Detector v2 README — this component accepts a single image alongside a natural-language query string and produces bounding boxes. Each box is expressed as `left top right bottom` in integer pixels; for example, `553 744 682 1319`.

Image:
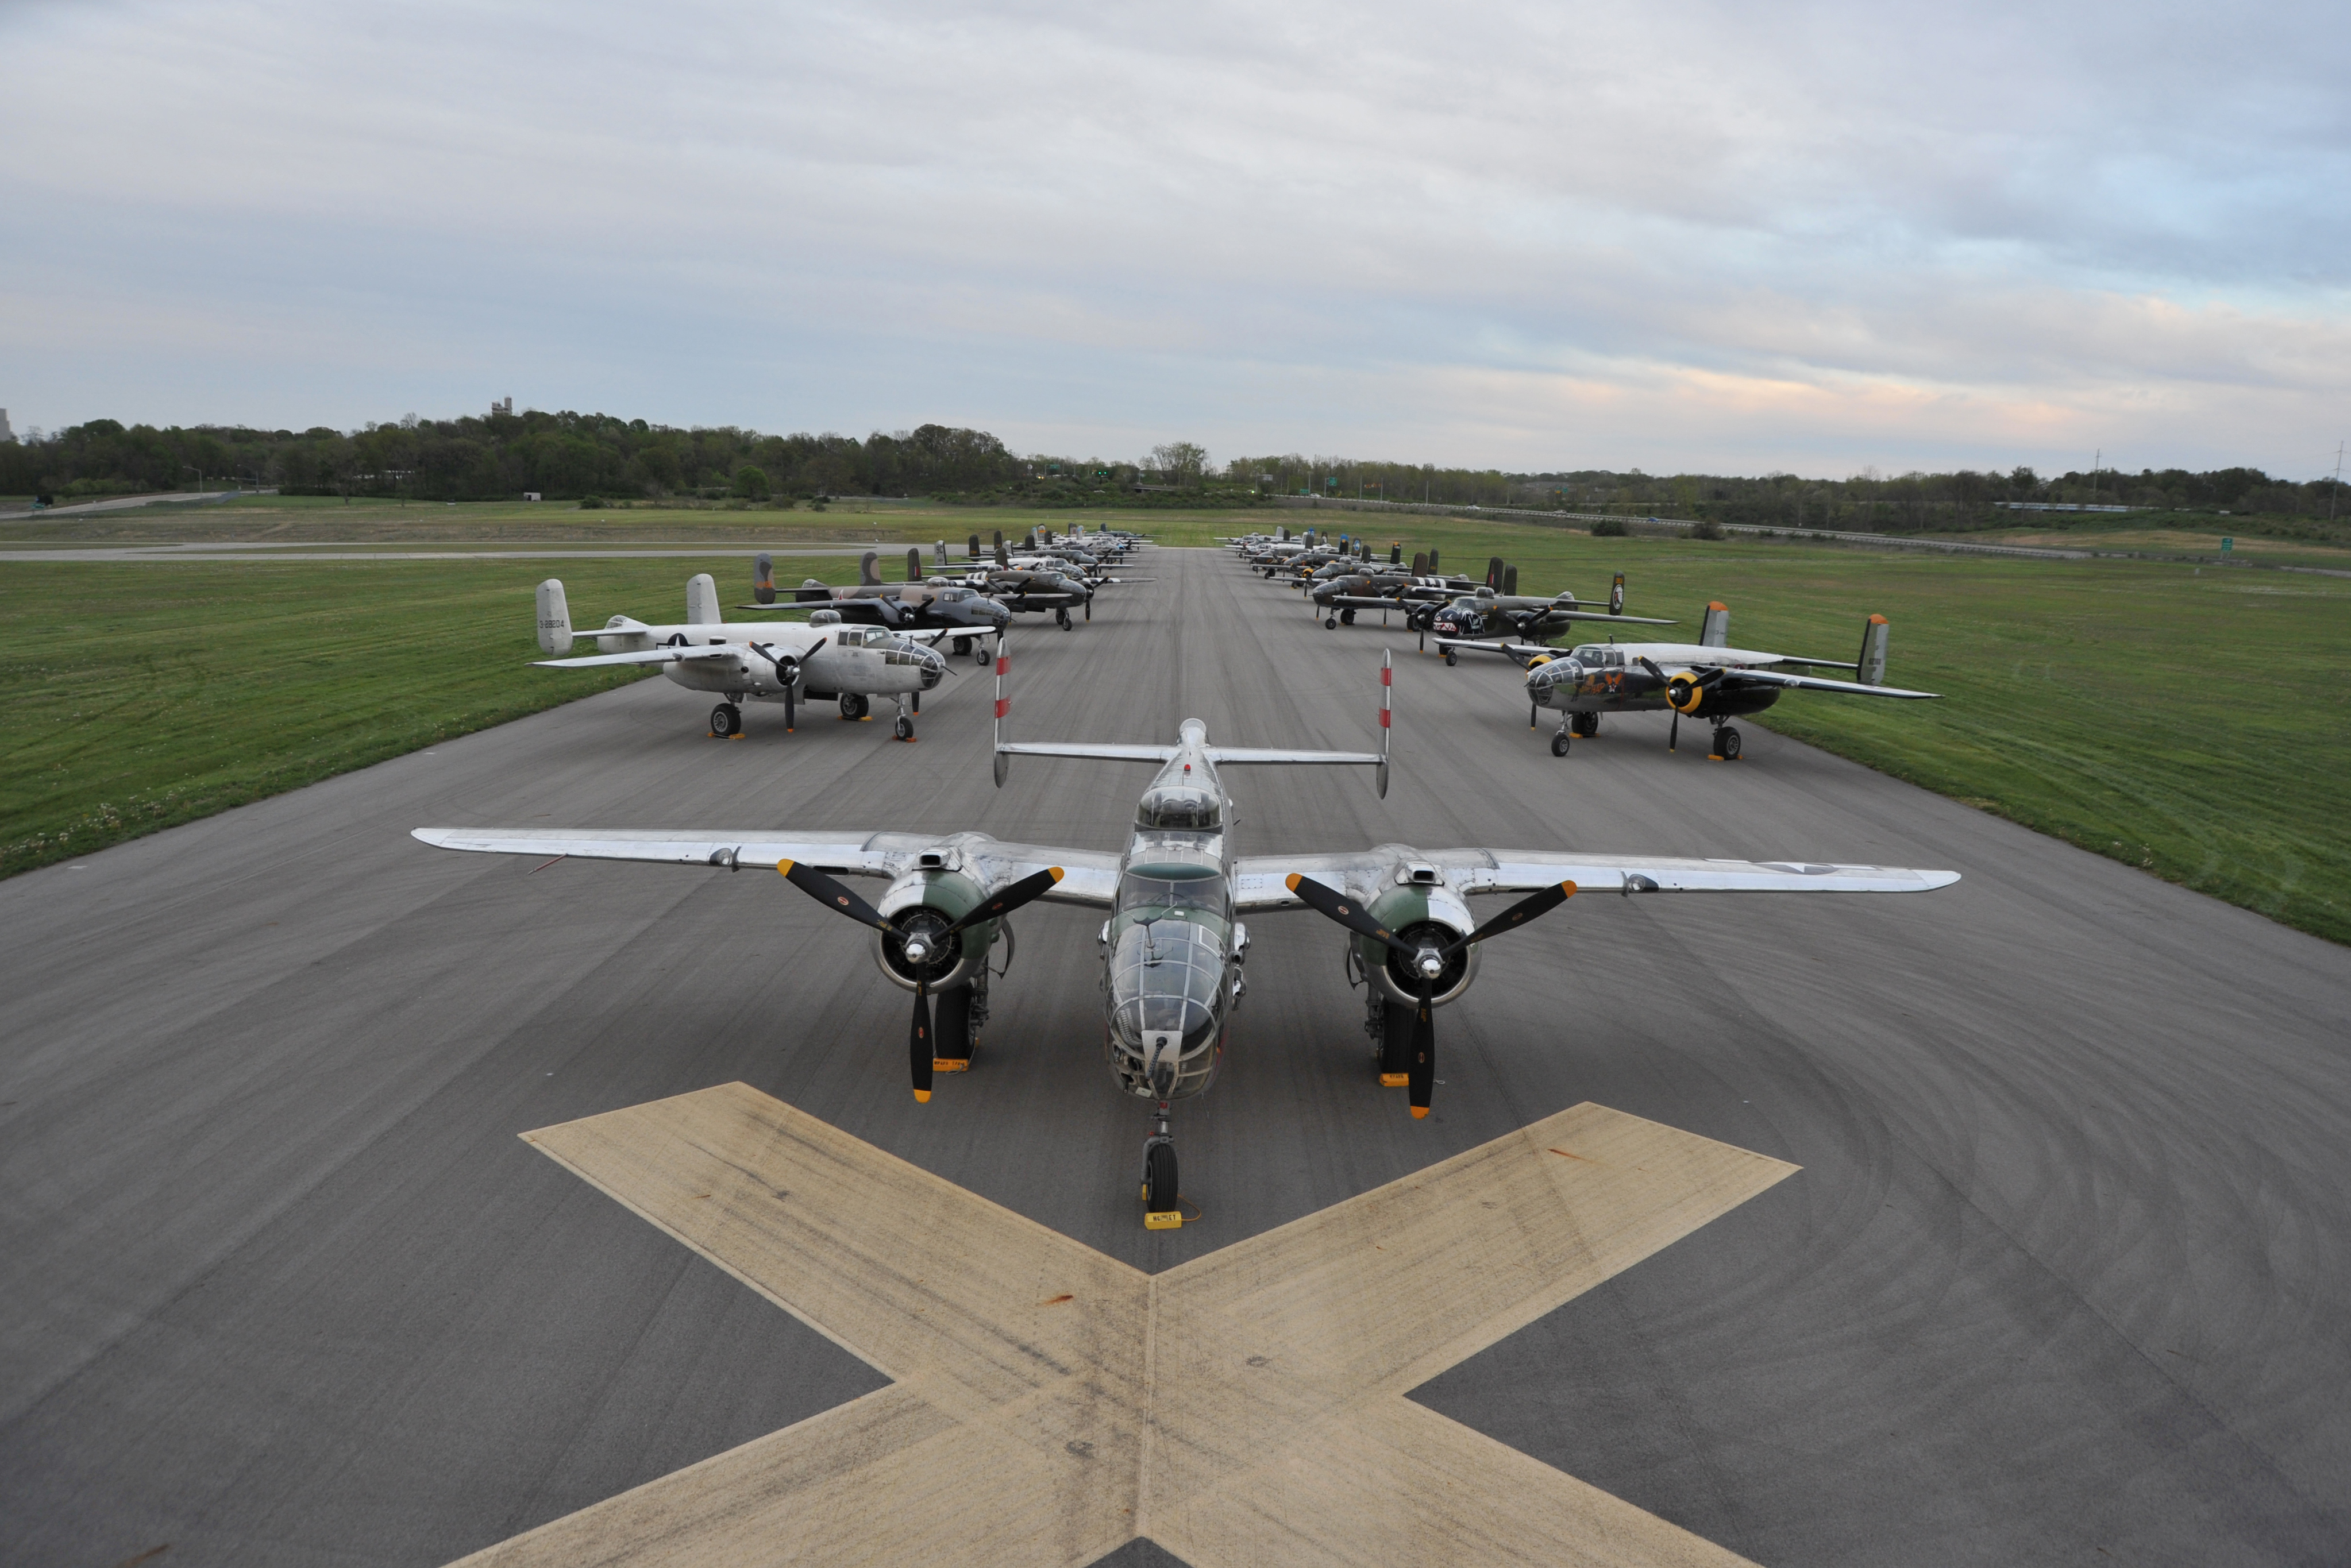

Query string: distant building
490 396 514 418
0 408 14 443
523 492 542 501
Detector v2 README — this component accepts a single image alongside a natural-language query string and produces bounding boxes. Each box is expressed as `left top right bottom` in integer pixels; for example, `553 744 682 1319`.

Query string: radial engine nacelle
1352 880 1482 1007
869 866 996 993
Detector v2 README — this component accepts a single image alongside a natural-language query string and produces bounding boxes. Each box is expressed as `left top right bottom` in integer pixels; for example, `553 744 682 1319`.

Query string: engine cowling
1354 883 1481 1007
870 867 992 993
1661 669 1708 713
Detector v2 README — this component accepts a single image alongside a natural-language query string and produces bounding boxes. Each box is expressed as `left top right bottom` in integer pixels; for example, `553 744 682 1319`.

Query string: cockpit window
1135 786 1221 832
1119 864 1227 912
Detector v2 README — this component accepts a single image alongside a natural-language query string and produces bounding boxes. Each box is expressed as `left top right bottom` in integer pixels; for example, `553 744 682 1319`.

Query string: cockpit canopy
1135 784 1221 832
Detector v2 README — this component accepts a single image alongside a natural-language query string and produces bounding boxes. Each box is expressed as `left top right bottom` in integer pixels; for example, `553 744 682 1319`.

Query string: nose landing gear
1142 1096 1182 1228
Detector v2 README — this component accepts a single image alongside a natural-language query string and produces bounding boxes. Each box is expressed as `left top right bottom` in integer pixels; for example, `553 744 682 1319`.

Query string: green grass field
0 551 868 876
3 499 2346 945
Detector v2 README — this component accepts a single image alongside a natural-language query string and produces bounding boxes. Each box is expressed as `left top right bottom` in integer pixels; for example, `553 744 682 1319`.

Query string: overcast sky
3 0 2345 476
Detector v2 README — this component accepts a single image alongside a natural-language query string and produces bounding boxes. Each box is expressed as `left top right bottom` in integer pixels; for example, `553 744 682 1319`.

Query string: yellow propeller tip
1284 872 1303 891
777 859 795 874
1048 866 1065 882
912 1090 931 1104
1410 1106 1429 1119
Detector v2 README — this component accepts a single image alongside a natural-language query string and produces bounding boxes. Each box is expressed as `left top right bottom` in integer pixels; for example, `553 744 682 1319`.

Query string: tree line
3 410 2341 528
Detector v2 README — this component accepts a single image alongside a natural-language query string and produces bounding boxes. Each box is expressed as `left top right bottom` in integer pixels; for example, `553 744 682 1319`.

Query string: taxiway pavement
3 549 2346 1566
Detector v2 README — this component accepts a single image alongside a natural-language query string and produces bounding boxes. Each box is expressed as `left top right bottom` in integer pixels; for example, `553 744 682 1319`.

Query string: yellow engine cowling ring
1664 670 1707 713
871 868 990 993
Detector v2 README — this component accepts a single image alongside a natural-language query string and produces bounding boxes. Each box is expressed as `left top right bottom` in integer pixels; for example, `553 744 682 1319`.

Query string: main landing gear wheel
839 692 869 721
1143 1140 1178 1217
1714 725 1741 760
1340 607 1356 625
893 712 914 741
710 702 741 738
1056 607 1072 629
1550 731 1571 757
1573 712 1599 739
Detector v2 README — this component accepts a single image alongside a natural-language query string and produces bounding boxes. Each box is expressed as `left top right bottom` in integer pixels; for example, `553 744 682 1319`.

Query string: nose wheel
1550 729 1571 757
893 710 915 741
1141 1104 1182 1228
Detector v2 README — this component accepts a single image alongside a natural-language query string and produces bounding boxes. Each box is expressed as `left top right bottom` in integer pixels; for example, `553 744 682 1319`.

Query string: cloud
2 0 2345 473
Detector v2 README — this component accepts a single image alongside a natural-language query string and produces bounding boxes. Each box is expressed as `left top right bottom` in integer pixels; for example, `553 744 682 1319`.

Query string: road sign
2221 537 2234 553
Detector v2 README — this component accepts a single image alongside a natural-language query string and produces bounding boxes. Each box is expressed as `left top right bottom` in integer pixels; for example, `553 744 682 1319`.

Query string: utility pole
2091 449 2101 504
2331 441 2344 526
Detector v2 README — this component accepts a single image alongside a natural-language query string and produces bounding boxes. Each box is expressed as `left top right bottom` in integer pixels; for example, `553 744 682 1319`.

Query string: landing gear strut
710 702 742 738
892 701 915 741
1142 1102 1181 1226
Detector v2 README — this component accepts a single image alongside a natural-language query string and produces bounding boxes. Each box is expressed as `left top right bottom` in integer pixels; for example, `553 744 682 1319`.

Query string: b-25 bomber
746 550 1010 664
536 571 949 741
1448 600 1941 759
417 638 1958 1227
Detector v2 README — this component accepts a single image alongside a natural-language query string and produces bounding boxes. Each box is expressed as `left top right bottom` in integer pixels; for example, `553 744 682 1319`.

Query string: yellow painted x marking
454 1083 1795 1566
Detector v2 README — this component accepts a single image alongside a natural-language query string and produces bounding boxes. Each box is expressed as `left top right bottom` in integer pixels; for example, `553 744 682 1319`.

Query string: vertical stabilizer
1502 564 1519 596
752 552 776 605
935 540 949 569
686 573 722 625
858 551 883 586
969 533 981 561
1428 547 1440 573
1609 573 1626 615
535 579 573 652
905 547 922 584
1857 615 1890 685
1701 601 1730 647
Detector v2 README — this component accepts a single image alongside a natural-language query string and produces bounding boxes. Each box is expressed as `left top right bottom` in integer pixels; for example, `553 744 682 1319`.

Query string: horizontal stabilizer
995 741 1180 763
1206 747 1385 766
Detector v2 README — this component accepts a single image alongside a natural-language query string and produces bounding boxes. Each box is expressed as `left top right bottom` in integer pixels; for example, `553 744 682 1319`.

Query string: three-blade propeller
1285 872 1575 1119
779 860 1064 1101
751 636 825 731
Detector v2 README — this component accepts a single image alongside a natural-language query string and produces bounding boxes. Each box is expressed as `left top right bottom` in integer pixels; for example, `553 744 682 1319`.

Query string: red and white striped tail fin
1377 649 1392 798
990 629 1012 787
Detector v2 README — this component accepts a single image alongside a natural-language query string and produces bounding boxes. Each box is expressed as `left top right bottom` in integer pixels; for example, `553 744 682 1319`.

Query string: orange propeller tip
912 1090 931 1104
1561 880 1578 895
1047 866 1065 882
777 859 795 874
1284 872 1303 890
1409 1106 1430 1119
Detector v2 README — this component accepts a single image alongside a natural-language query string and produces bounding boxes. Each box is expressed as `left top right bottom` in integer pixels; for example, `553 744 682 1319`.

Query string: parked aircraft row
423 526 1957 1227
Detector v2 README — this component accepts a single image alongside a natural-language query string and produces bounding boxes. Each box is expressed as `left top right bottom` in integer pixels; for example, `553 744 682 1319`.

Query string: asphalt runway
4 548 2346 1566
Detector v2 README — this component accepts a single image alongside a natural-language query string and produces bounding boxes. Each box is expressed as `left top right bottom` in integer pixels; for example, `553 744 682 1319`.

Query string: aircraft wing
1431 637 1552 666
1324 594 1414 610
1719 669 1941 699
1541 609 1678 626
534 645 745 669
411 828 1122 906
1231 848 1956 909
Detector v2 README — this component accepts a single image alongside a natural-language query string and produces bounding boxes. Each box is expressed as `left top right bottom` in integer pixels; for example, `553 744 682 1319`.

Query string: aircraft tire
840 693 869 720
976 642 991 665
710 703 740 738
1056 608 1071 629
1718 727 1742 760
893 713 914 741
1324 616 1338 630
1340 608 1355 625
1574 712 1599 738
1550 732 1571 758
1144 1141 1178 1214
1443 647 1457 666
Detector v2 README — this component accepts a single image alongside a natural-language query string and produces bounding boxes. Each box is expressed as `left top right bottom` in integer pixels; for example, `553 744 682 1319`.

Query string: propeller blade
909 979 934 1102
778 859 892 930
1442 882 1575 960
1407 976 1435 1118
942 866 1064 934
1669 711 1679 752
1285 874 1412 953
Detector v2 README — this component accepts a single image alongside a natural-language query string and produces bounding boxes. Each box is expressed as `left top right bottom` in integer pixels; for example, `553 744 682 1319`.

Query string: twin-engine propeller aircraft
1417 573 1678 651
534 573 948 741
751 550 1011 663
1447 601 1942 759
418 639 1959 1227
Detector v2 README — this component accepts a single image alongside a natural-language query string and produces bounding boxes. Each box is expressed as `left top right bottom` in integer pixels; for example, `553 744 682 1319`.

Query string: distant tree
1151 441 1209 487
734 464 771 499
